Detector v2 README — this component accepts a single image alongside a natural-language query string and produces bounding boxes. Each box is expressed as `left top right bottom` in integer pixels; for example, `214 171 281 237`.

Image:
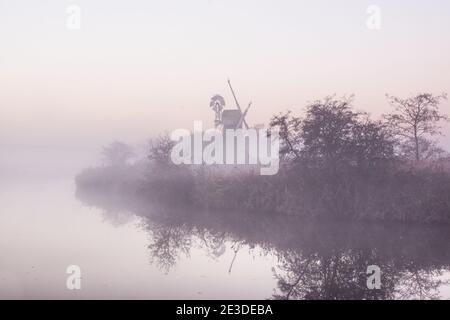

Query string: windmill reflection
76 187 450 299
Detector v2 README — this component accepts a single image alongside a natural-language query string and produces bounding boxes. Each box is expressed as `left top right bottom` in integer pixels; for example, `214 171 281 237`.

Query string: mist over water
1 145 449 299
0 146 277 299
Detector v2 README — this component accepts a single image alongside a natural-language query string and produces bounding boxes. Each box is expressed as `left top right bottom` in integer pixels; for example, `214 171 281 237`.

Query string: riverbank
75 159 450 224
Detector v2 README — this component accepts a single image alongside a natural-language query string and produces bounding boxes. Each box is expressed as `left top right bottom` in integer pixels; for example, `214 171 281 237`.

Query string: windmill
209 79 251 130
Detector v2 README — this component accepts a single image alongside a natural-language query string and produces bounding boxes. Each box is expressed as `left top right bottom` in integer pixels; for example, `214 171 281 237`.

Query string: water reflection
76 187 450 300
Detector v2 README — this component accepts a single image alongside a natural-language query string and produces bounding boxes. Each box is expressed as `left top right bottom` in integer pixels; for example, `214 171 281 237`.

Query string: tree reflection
271 224 450 300
272 250 449 299
76 188 450 299
146 223 192 273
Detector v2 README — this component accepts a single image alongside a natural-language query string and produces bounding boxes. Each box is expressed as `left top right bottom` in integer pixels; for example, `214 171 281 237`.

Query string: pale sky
1 0 449 148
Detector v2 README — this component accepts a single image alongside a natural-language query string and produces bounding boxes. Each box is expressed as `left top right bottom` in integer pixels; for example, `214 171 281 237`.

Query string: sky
1 0 450 149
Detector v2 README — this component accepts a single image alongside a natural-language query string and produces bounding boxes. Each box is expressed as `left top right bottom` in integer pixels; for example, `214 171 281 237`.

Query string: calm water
1 147 449 299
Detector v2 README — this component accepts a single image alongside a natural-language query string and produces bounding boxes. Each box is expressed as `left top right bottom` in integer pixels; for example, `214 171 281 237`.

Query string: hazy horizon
1 0 450 149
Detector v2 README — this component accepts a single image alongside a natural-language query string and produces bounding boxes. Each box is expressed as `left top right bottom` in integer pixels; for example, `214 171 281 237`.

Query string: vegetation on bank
76 93 450 223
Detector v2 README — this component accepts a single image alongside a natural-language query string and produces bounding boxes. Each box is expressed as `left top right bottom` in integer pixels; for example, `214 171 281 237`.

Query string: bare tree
148 133 175 165
384 93 448 161
269 111 302 160
399 137 447 161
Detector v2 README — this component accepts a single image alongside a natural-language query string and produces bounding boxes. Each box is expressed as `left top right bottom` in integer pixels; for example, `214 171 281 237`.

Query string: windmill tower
209 79 251 131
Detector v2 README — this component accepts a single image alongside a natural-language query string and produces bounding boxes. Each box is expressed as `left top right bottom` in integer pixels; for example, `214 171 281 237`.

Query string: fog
1 0 450 300
2 0 450 149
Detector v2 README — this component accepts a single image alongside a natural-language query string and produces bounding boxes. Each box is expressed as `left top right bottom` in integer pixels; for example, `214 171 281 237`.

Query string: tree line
78 92 450 223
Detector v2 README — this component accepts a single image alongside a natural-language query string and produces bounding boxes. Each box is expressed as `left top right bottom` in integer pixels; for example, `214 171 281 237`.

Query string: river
1 146 449 299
